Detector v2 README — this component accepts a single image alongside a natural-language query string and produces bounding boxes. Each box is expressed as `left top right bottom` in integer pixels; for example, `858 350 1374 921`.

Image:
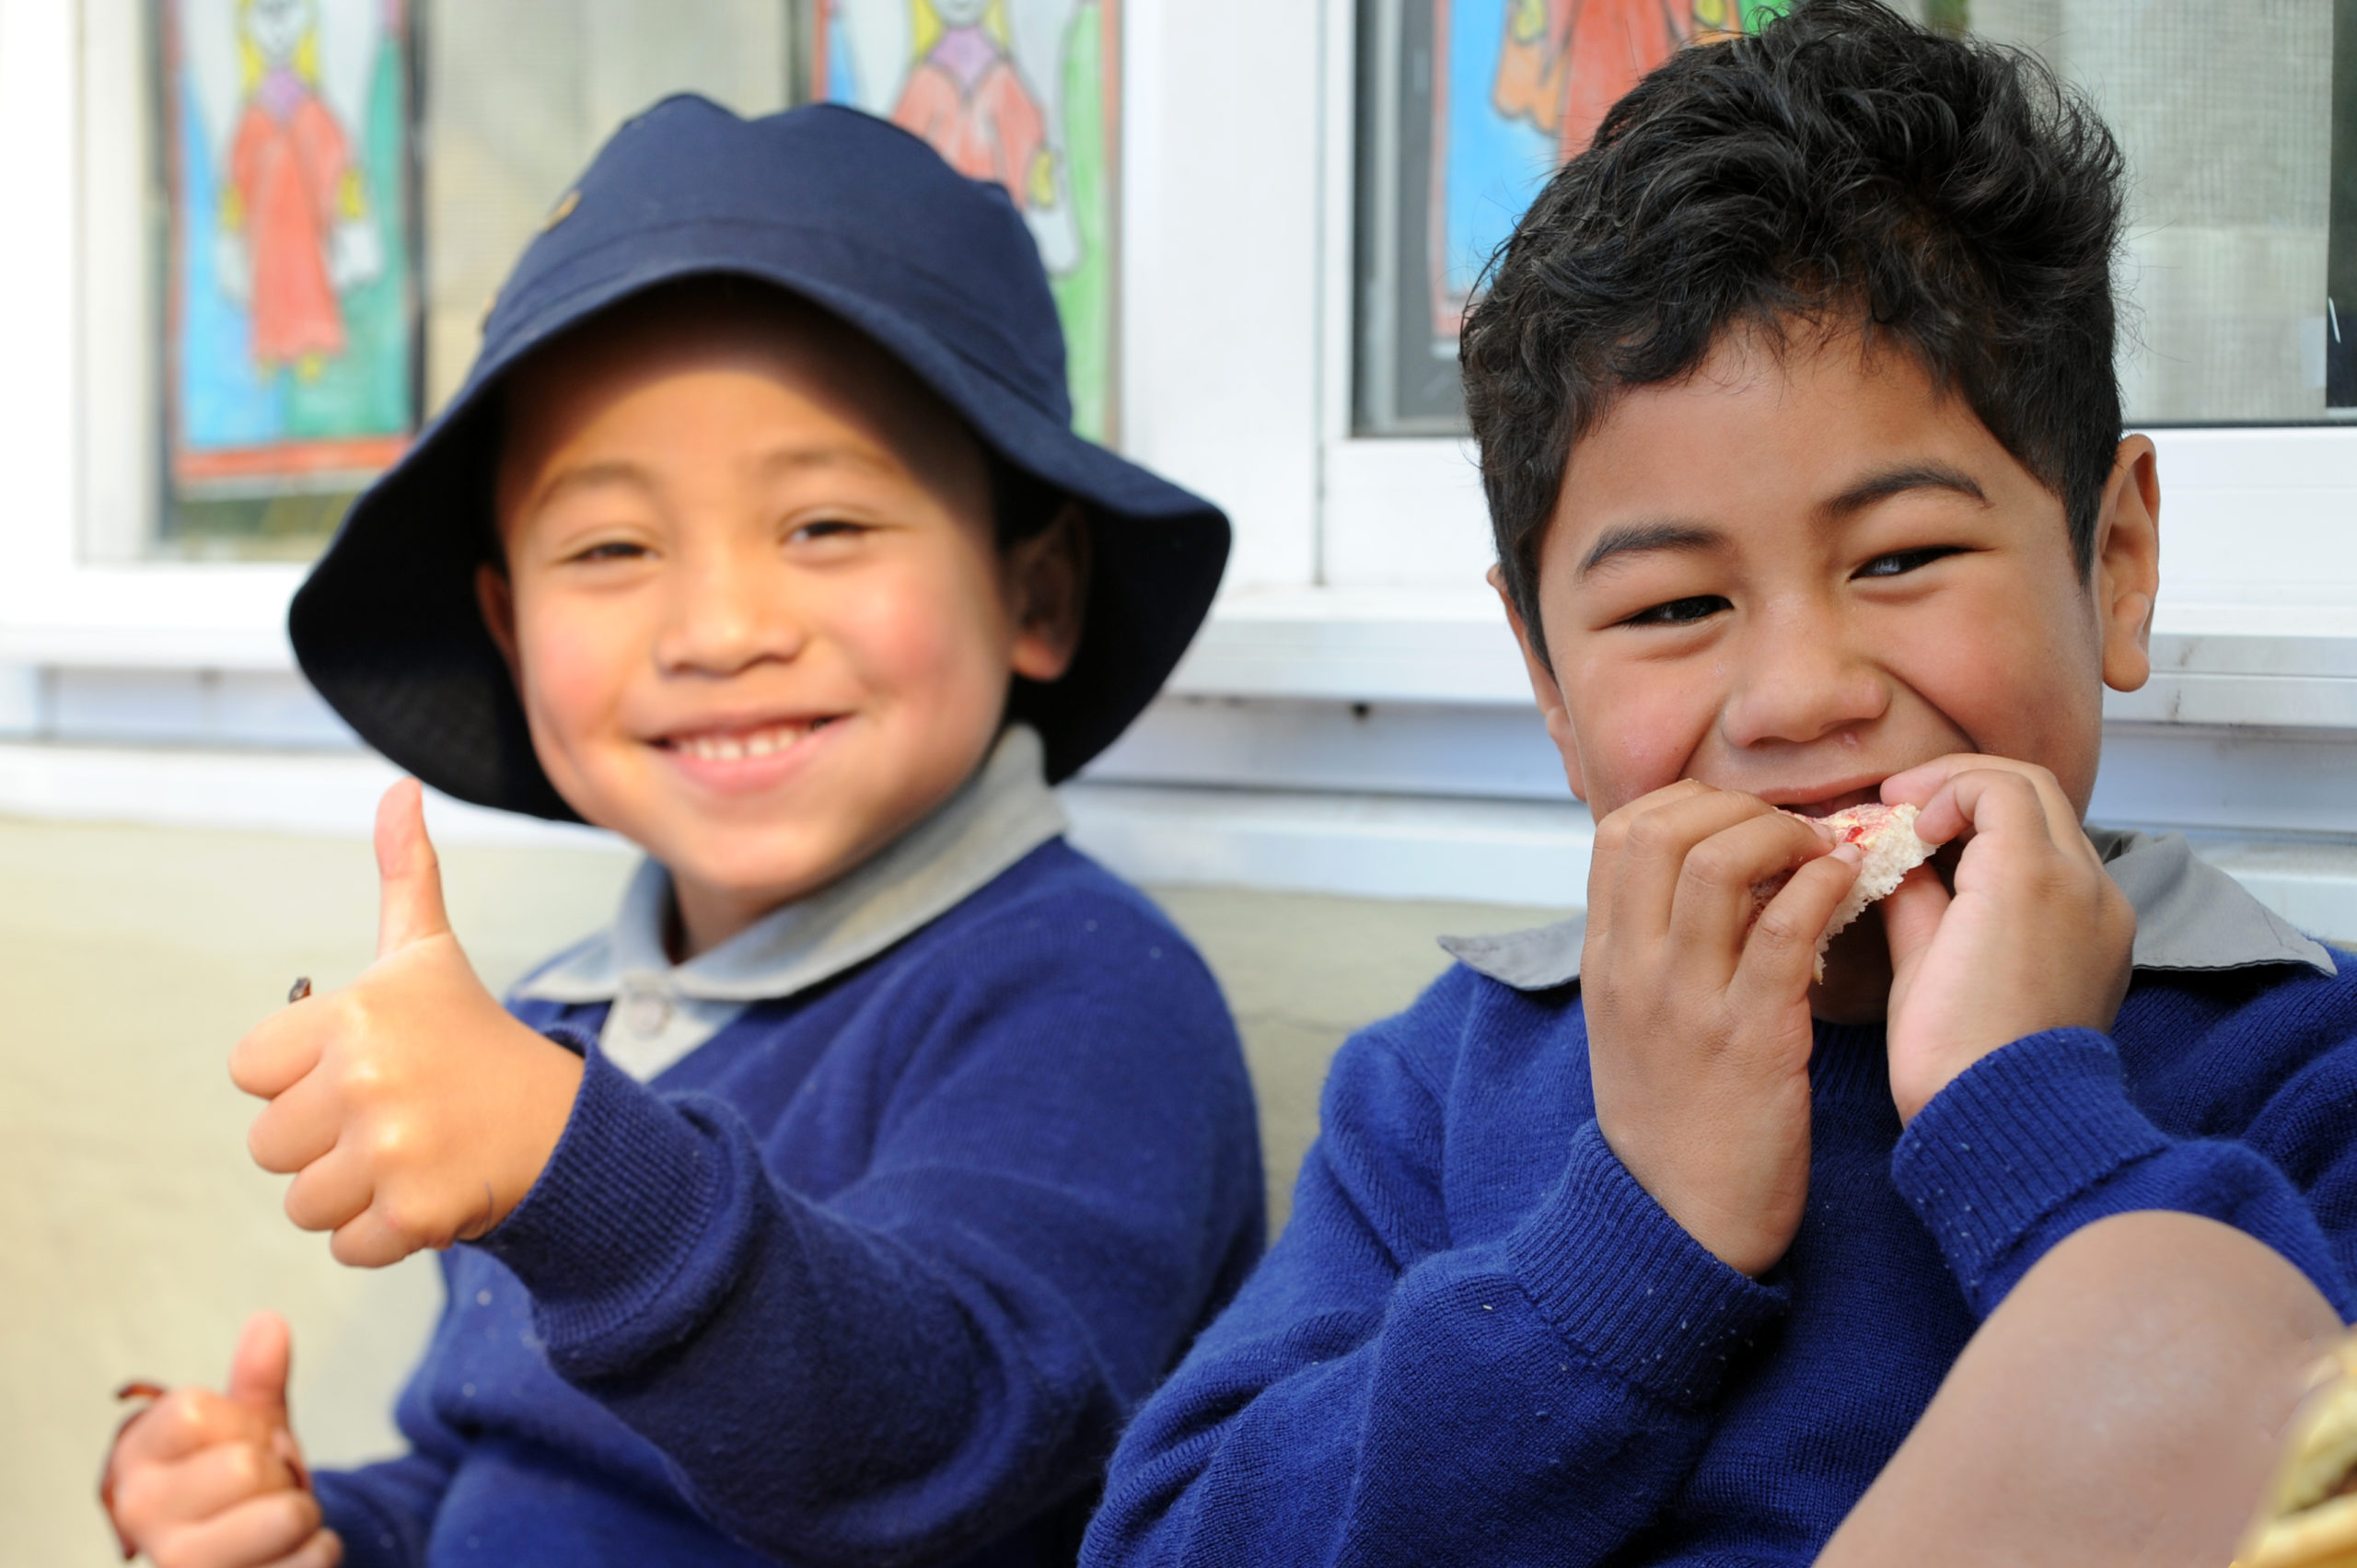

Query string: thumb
1878 864 1951 978
225 1309 292 1424
376 778 451 958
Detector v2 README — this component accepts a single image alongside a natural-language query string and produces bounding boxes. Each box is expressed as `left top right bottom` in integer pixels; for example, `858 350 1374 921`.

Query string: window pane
1354 0 2351 435
1972 0 2337 423
157 0 423 559
148 0 794 562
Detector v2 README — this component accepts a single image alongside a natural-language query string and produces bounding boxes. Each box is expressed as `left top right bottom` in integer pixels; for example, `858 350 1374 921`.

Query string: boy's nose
655 547 808 676
1718 600 1889 750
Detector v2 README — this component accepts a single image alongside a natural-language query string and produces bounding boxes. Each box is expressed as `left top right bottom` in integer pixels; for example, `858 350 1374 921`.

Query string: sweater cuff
475 1041 726 1355
1891 1028 2170 1307
1506 1120 1789 1408
314 1480 414 1568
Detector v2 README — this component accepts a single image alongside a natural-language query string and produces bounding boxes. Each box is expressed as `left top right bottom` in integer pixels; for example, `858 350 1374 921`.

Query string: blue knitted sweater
1085 952 2357 1566
314 841 1265 1568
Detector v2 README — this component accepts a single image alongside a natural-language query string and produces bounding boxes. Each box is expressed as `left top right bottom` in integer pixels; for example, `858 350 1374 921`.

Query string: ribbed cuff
1506 1120 1789 1408
1891 1028 2170 1306
476 1042 724 1358
313 1480 415 1568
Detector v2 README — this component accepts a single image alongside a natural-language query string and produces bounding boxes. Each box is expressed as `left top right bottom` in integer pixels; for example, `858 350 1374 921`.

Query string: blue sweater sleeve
1084 995 1788 1568
472 908 1260 1568
313 1454 453 1568
1892 1027 2357 1319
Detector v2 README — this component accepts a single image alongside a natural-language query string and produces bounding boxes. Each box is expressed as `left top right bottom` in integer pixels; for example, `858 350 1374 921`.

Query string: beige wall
0 813 1555 1566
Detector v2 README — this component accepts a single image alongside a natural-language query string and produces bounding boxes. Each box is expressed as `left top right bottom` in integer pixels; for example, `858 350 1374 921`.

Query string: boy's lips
652 714 846 793
1770 784 1886 819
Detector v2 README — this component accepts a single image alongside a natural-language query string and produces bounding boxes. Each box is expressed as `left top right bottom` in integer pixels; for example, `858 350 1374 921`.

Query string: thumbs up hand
101 1311 341 1567
231 780 586 1269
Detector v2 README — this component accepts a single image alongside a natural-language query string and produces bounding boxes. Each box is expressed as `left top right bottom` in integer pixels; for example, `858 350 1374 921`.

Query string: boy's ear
2094 435 2161 695
1006 502 1091 683
1490 564 1587 802
474 563 525 689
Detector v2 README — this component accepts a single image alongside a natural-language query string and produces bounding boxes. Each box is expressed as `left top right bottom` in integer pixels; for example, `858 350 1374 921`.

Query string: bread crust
1751 803 1937 981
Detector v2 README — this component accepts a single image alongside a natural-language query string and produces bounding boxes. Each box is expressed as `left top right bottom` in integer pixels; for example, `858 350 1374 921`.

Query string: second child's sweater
1086 834 2357 1567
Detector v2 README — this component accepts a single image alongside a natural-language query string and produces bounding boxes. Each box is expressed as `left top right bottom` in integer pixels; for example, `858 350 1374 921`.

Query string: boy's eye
567 540 649 564
1622 594 1731 627
789 518 869 545
1854 545 1968 579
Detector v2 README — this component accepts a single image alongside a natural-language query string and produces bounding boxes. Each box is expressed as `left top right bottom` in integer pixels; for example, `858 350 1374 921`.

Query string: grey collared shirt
514 725 1069 1080
1438 825 2340 993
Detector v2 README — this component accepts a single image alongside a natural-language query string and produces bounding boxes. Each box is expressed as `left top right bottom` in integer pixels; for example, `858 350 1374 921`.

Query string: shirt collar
1440 825 2340 994
514 724 1068 1078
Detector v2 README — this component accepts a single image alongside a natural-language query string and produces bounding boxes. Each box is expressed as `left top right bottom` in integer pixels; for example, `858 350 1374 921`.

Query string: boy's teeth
680 722 818 761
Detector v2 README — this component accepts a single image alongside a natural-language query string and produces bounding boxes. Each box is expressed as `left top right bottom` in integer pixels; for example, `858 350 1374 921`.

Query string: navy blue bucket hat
290 97 1228 818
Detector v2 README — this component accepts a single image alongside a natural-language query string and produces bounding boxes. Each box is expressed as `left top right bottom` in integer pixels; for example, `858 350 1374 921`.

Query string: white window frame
5 0 2352 705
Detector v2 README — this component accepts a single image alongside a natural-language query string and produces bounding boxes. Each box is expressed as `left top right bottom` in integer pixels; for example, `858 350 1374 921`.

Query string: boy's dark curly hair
1460 0 2125 666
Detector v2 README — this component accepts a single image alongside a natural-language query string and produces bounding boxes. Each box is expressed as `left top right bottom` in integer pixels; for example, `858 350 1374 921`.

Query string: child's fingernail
1832 842 1864 865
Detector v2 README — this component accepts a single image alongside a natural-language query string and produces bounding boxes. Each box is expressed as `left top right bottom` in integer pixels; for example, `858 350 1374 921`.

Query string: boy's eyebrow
527 444 894 514
1824 462 1989 516
526 459 657 517
1576 521 1724 578
755 442 896 478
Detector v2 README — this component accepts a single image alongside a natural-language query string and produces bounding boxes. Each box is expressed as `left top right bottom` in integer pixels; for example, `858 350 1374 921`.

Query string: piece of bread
1753 802 1938 981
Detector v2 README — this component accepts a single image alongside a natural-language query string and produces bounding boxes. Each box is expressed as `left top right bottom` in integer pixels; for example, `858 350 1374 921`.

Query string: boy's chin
1808 911 1897 1025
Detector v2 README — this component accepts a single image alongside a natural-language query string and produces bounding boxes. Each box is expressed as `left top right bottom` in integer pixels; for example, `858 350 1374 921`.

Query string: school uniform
1084 831 2357 1567
315 729 1265 1567
272 99 1259 1567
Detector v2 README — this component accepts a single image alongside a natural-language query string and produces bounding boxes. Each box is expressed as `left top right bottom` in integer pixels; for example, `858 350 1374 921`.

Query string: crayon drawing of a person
215 0 380 378
1492 0 1747 161
889 0 1057 213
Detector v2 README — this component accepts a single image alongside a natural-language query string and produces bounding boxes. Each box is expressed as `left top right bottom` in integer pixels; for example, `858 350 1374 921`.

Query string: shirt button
621 985 671 1037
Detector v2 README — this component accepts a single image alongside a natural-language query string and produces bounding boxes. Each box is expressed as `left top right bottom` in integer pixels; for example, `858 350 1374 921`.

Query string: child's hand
1877 755 2134 1123
229 780 586 1268
1581 780 1864 1277
101 1311 341 1567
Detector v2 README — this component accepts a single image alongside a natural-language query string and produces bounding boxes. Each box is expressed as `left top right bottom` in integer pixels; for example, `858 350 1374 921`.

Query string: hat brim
290 253 1228 819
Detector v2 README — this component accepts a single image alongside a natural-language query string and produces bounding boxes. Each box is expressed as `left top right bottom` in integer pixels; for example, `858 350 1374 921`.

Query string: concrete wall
0 813 1555 1566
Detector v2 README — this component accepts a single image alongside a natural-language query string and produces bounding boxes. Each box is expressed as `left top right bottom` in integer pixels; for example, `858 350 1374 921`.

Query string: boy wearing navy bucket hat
101 99 1264 1568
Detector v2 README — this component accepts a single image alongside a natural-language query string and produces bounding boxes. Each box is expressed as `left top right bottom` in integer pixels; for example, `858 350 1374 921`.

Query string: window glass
1355 0 2353 435
137 0 1118 560
146 0 795 561
158 0 422 559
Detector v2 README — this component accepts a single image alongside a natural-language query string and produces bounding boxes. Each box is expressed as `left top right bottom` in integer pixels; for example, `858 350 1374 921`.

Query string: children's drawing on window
166 0 417 493
818 0 1120 441
1435 0 1785 331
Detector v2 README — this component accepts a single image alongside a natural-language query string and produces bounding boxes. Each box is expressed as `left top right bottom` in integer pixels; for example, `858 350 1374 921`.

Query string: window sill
1173 587 2357 732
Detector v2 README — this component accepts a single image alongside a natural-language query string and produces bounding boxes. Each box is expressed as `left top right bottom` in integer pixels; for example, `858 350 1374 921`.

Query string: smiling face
1504 324 2160 994
244 0 312 63
483 288 1085 957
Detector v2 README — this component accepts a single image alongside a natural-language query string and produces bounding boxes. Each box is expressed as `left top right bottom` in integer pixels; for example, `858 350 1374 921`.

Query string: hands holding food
229 780 585 1269
1583 755 2134 1273
100 1312 339 1568
1875 754 2135 1123
1580 780 1865 1277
